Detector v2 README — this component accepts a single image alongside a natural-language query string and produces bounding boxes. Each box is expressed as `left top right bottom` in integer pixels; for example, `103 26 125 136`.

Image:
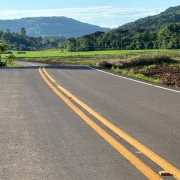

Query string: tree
66 37 76 52
0 43 9 53
20 27 27 36
115 29 129 49
0 43 9 64
0 29 3 37
5 28 10 34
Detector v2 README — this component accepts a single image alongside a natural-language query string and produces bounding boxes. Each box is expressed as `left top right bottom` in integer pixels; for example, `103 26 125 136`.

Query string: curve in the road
39 66 180 179
85 66 180 94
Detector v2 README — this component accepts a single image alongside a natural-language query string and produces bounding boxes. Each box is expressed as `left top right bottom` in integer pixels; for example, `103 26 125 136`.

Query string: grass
1 49 180 59
139 65 156 72
106 54 179 85
119 54 177 68
1 49 178 67
6 63 22 67
111 66 162 84
1 59 22 68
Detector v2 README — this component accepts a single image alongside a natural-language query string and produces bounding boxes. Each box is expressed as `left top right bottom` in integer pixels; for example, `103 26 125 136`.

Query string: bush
96 60 113 68
5 51 13 54
121 55 177 68
17 51 26 54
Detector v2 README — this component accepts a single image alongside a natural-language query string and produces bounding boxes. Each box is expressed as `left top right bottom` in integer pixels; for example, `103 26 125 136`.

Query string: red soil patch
131 64 180 87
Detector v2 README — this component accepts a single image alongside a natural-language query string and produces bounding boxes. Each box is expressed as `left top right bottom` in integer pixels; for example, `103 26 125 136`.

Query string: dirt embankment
132 64 180 87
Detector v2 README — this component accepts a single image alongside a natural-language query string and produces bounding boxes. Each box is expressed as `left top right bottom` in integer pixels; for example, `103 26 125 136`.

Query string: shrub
17 51 26 54
5 51 13 54
120 55 177 68
4 59 14 66
96 60 112 68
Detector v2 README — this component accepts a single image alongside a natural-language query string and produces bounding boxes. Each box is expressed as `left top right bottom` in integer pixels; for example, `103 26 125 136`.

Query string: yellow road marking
42 67 180 179
43 69 56 82
39 67 162 180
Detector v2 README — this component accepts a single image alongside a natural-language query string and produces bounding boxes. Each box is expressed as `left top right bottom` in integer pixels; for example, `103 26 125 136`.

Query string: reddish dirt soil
131 63 180 87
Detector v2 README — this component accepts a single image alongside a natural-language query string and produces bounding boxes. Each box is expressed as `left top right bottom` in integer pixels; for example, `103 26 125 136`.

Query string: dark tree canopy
66 23 180 51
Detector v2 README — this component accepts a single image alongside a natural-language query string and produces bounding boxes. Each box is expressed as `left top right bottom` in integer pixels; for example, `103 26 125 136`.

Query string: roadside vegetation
0 43 21 67
1 48 179 87
96 54 180 87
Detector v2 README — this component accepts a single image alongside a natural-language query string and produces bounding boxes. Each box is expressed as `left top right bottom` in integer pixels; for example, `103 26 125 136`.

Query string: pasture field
1 49 179 67
1 49 180 59
1 49 179 68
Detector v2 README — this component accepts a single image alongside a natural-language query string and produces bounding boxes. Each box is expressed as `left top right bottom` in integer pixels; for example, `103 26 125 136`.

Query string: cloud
0 6 166 27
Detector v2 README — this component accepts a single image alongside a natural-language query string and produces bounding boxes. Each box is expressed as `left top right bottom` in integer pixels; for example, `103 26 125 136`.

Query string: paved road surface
0 62 180 180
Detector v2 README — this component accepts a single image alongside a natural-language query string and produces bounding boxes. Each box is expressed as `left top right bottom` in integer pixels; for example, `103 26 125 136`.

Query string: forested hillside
66 5 180 51
0 17 109 37
116 5 180 31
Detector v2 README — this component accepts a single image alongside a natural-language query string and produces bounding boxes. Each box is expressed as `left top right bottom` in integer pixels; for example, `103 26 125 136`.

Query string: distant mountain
0 16 109 37
114 5 180 32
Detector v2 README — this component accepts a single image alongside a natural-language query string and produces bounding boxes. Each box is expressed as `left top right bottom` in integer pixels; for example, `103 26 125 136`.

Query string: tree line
66 23 180 51
0 28 66 50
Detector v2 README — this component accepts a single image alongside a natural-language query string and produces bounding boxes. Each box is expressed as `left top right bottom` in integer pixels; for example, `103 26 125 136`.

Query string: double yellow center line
39 67 180 180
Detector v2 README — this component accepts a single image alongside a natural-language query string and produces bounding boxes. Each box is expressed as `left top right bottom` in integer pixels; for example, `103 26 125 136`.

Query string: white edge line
85 65 180 94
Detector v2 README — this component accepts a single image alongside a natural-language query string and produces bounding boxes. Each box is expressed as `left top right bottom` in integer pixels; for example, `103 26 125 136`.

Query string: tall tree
20 27 27 36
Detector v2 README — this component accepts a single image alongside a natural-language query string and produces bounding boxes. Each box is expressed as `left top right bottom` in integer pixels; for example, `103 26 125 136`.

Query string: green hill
65 5 180 52
115 5 180 32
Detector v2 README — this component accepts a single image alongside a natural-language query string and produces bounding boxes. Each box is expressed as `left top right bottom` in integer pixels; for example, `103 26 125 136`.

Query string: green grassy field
1 49 180 67
1 49 180 59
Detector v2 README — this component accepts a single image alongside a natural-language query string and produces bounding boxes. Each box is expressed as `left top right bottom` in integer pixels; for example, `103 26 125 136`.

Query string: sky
0 0 180 28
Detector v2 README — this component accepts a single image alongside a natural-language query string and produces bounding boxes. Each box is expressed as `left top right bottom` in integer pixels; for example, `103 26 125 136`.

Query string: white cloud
0 6 166 27
109 24 119 29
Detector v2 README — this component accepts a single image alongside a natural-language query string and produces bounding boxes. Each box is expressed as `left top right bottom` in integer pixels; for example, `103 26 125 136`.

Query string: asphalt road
0 62 180 180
